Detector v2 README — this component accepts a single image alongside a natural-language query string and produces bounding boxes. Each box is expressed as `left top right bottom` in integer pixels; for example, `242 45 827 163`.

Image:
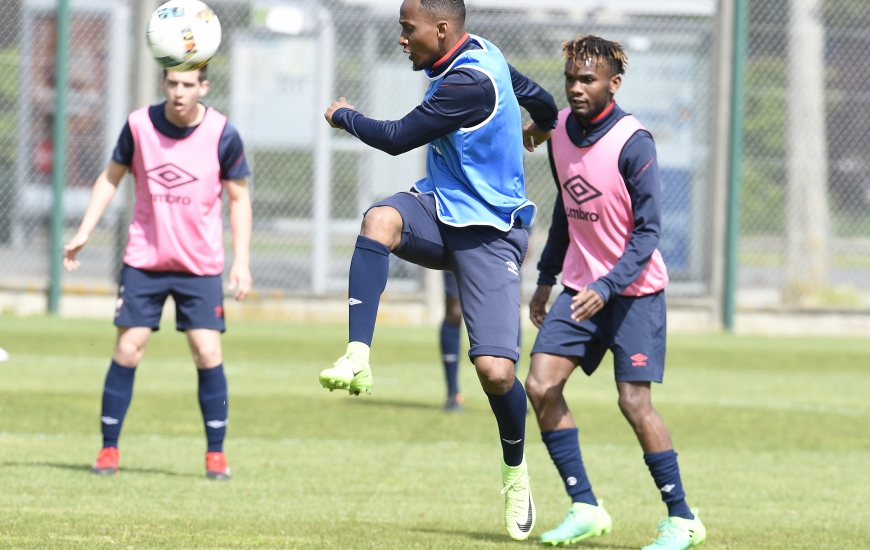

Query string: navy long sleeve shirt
331 35 558 156
536 102 663 303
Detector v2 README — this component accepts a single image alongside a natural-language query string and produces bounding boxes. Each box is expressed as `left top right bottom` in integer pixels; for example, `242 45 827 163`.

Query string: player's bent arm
225 177 252 301
63 161 128 272
587 133 662 303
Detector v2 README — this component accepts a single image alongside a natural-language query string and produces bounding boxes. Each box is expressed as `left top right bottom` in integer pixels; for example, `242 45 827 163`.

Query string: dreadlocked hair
562 35 628 76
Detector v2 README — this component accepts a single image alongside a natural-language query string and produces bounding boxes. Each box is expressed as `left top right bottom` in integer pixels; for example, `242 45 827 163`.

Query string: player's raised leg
320 205 402 395
186 328 231 480
93 326 152 475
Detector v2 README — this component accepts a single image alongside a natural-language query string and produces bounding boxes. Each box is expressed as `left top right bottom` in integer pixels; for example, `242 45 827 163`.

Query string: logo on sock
206 419 228 429
630 353 648 367
348 298 362 306
101 416 119 425
566 476 577 486
506 261 519 276
502 438 523 444
443 353 458 362
659 484 676 493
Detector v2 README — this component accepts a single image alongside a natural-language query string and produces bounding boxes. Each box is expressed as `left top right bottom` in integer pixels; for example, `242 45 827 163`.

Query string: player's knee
444 298 462 325
114 341 144 366
361 206 402 247
617 389 651 421
193 343 222 369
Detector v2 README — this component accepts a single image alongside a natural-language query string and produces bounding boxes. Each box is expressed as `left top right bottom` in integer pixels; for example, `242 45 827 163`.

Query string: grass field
0 316 868 549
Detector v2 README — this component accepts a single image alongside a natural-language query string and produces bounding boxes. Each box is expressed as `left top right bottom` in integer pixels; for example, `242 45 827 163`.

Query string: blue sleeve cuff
587 280 612 303
332 108 354 130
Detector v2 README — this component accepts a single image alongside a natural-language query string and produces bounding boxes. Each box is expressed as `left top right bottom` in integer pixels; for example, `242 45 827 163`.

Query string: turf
0 316 867 549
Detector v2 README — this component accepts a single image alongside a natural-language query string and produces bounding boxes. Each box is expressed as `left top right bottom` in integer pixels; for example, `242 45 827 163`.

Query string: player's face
564 58 621 123
162 70 209 119
398 0 444 71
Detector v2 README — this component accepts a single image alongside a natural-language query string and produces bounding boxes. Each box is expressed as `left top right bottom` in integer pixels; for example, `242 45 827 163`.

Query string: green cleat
501 456 536 541
642 509 706 550
319 342 373 395
540 500 612 546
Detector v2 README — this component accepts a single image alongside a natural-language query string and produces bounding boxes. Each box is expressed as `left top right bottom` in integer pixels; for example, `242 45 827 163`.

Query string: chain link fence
0 0 724 306
740 0 870 309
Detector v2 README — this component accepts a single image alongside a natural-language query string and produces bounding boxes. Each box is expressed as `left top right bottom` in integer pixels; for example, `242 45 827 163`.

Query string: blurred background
0 0 867 331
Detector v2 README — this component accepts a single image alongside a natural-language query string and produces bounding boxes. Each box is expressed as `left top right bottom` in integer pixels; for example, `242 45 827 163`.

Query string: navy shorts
531 288 667 383
372 191 528 362
115 265 226 332
443 271 459 299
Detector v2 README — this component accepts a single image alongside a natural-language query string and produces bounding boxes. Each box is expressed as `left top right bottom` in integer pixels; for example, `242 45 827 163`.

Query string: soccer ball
146 0 222 72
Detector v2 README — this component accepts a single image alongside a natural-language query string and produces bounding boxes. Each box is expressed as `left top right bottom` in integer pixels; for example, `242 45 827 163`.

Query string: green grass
0 317 868 548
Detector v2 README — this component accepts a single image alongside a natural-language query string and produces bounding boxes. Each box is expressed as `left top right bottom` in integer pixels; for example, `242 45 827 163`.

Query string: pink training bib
124 106 227 276
550 108 668 296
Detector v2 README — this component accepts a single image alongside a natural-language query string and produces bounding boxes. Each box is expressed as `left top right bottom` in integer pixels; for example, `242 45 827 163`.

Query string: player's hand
324 97 355 129
522 121 552 152
62 232 89 272
570 286 605 322
529 284 552 329
228 262 252 301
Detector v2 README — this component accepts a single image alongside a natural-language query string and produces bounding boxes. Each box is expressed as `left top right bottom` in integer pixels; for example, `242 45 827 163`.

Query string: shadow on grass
1 462 200 478
413 528 635 548
345 399 443 411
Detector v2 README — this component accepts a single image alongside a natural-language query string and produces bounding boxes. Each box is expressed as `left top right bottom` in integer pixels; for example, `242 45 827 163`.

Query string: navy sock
100 360 136 449
348 236 391 346
198 365 229 453
486 378 527 467
440 320 461 397
644 449 693 519
541 428 597 505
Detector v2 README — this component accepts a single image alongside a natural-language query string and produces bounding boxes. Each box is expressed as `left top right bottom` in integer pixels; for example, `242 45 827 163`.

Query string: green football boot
319 342 373 395
540 500 612 546
501 456 536 541
641 509 706 550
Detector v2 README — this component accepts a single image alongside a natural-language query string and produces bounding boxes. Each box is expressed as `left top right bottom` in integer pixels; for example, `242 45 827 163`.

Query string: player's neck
164 102 205 129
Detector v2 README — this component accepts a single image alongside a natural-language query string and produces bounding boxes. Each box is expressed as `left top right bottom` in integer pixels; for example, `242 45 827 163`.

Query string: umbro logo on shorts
630 353 648 367
100 416 119 425
348 298 362 306
506 261 519 276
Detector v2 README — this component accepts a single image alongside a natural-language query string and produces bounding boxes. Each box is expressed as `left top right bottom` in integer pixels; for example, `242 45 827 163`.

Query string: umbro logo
502 438 523 445
100 416 119 425
506 261 519 276
563 174 602 205
146 163 198 189
443 353 458 362
206 419 228 429
566 476 577 486
348 298 362 306
660 484 676 493
631 353 648 367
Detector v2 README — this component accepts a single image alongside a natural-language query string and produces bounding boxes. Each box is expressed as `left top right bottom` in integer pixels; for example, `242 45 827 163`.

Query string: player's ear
199 79 210 98
436 20 449 39
609 74 622 95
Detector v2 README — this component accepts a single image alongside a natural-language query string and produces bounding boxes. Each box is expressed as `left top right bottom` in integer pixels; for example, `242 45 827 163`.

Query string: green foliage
0 317 868 548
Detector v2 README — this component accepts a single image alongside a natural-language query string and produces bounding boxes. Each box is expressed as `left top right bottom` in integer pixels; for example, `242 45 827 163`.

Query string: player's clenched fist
324 97 355 128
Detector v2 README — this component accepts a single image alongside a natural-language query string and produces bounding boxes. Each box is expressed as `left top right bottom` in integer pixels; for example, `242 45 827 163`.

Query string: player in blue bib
321 0 557 540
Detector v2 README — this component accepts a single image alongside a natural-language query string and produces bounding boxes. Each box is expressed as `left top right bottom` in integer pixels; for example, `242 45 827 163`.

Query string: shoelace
501 474 530 516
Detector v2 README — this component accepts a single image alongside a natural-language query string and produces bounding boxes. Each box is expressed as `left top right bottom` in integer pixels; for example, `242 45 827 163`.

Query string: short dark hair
562 35 628 76
419 0 466 28
162 63 209 83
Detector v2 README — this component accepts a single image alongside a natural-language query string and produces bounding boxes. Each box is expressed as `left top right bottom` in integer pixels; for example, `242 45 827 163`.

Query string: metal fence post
312 7 334 296
724 0 748 331
48 0 71 314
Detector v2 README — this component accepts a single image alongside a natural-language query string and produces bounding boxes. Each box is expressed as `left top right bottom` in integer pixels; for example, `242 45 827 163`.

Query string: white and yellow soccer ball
146 0 222 72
